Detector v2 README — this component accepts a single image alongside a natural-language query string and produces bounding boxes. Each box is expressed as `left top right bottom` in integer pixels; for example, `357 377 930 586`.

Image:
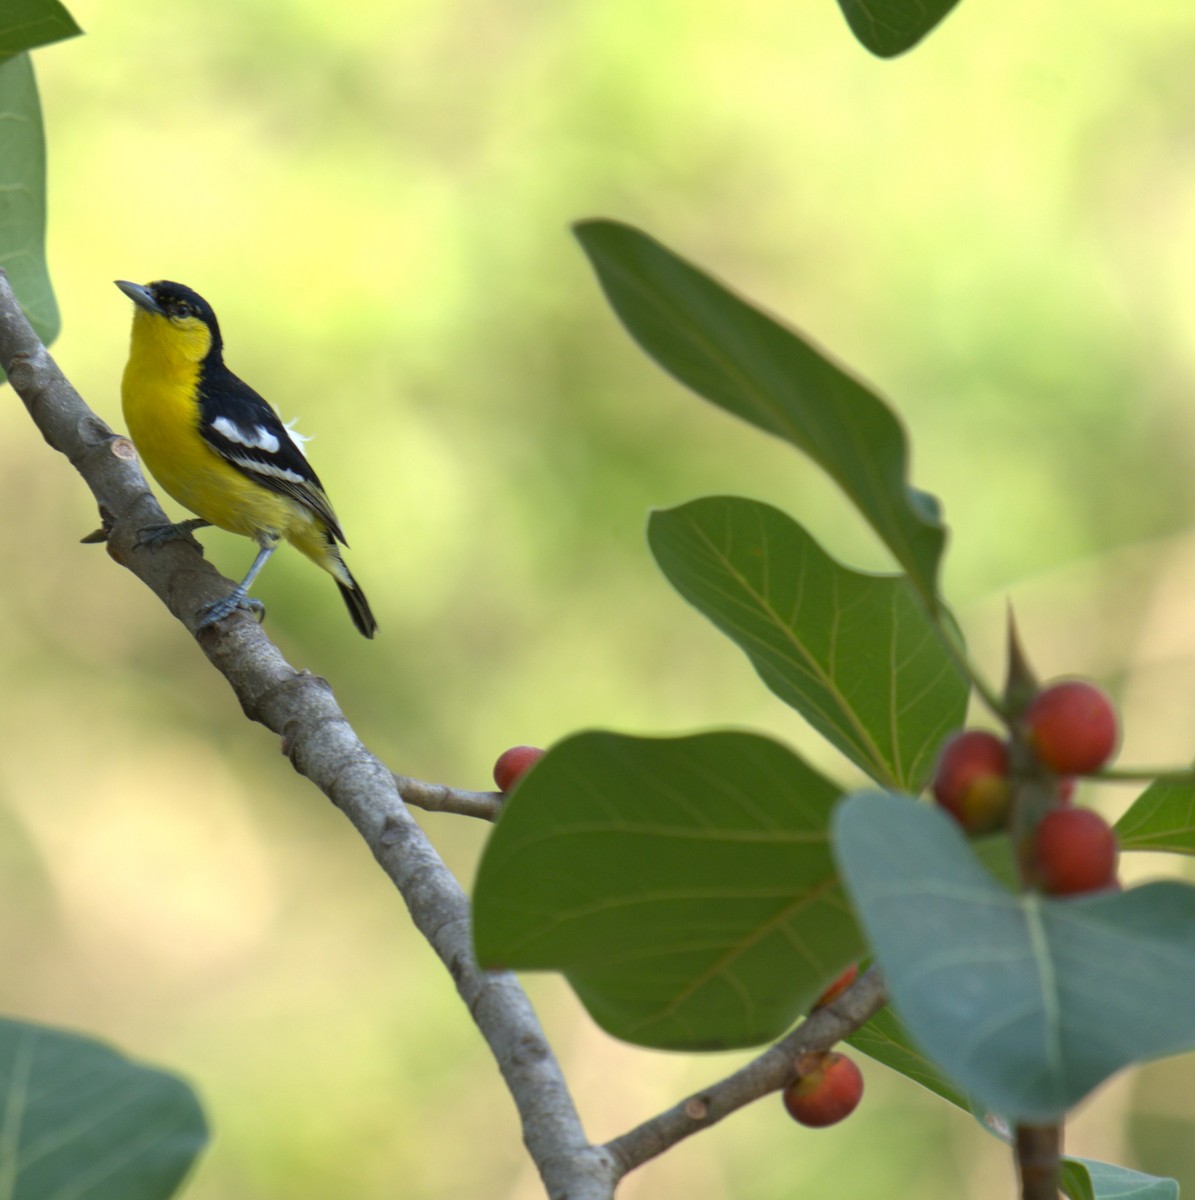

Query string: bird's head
116 279 223 364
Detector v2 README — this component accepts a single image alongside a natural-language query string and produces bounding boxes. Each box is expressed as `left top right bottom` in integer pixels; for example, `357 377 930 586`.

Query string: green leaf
1060 1159 1096 1200
847 1005 971 1110
836 0 963 58
1062 1158 1178 1200
1115 777 1195 855
833 791 1195 1121
574 219 947 607
473 730 865 1050
649 496 966 790
0 0 81 57
0 53 58 351
0 1018 207 1199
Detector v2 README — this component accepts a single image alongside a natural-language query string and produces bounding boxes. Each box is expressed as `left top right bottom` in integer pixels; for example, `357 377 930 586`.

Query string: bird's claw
136 519 209 550
197 593 266 631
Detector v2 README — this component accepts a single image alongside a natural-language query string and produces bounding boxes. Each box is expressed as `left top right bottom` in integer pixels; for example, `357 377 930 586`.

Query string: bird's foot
137 518 211 550
197 589 266 631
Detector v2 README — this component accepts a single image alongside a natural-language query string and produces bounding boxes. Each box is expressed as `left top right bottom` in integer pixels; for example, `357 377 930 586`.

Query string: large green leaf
0 1018 207 1199
473 730 865 1050
649 496 965 790
0 0 81 58
833 792 1195 1120
0 53 58 350
574 220 947 608
1115 777 1195 855
1062 1159 1178 1200
835 0 963 58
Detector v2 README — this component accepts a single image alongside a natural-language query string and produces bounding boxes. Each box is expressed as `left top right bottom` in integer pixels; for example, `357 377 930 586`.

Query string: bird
116 279 377 638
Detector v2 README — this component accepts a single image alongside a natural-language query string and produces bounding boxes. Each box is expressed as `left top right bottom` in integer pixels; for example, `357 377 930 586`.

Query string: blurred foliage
0 0 81 58
835 0 963 58
836 794 1195 1122
3 0 1195 1196
0 54 59 347
0 1017 207 1199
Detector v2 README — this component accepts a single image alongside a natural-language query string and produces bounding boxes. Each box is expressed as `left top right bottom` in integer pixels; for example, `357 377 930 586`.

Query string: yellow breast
120 308 304 541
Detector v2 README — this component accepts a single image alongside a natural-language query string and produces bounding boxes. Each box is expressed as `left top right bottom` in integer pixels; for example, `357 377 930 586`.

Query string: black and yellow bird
116 279 377 637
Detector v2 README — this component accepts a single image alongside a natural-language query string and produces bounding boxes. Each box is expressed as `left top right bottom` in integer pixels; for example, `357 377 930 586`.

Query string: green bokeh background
6 0 1195 1195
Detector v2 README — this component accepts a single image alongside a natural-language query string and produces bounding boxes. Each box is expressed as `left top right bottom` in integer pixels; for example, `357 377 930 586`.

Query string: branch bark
604 967 888 1179
0 271 615 1200
1 271 888 1198
396 774 505 820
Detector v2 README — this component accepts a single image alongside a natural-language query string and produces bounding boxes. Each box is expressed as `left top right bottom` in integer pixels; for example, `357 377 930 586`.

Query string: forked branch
0 271 889 1198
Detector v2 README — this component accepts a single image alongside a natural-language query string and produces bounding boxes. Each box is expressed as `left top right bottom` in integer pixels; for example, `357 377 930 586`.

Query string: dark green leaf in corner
836 0 963 58
0 1017 207 1199
0 0 82 58
473 730 865 1050
649 496 966 790
0 53 58 359
834 791 1195 1121
574 219 947 608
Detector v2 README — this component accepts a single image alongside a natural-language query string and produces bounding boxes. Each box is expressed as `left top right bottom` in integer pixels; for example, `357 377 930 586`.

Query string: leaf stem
1096 766 1195 785
1014 1122 1062 1200
936 608 1004 717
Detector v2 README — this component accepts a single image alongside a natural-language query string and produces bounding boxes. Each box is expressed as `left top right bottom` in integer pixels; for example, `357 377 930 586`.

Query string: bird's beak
115 280 165 315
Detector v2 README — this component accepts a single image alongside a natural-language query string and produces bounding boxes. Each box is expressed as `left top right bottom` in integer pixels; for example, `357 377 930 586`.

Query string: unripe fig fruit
1031 806 1119 896
812 965 859 1011
493 745 545 792
783 1052 864 1128
1024 681 1118 774
931 730 1012 833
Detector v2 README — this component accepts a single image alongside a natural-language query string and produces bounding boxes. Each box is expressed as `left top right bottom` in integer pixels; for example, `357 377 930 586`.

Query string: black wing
197 363 347 544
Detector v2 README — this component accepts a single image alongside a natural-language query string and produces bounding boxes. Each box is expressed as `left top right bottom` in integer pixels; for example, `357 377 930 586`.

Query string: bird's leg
137 517 212 550
197 542 276 630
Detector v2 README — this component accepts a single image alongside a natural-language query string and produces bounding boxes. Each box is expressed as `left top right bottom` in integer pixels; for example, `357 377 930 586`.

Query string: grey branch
396 774 505 820
604 967 888 1178
0 271 616 1200
0 270 889 1198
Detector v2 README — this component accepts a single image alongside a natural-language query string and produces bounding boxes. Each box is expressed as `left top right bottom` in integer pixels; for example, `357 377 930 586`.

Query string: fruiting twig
395 774 504 820
0 270 614 1200
603 967 888 1179
0 270 893 1198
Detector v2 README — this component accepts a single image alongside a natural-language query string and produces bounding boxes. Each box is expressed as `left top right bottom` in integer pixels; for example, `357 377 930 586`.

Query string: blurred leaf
0 53 58 354
0 0 81 57
574 219 947 608
649 496 966 790
847 1005 970 1110
0 1018 207 1199
1062 1158 1178 1200
833 791 1195 1120
1061 1159 1096 1200
836 0 963 58
971 828 1019 890
473 730 865 1049
1115 777 1195 854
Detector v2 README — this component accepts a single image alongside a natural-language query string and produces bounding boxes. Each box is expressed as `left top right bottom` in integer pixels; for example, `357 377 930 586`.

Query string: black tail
338 575 378 638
